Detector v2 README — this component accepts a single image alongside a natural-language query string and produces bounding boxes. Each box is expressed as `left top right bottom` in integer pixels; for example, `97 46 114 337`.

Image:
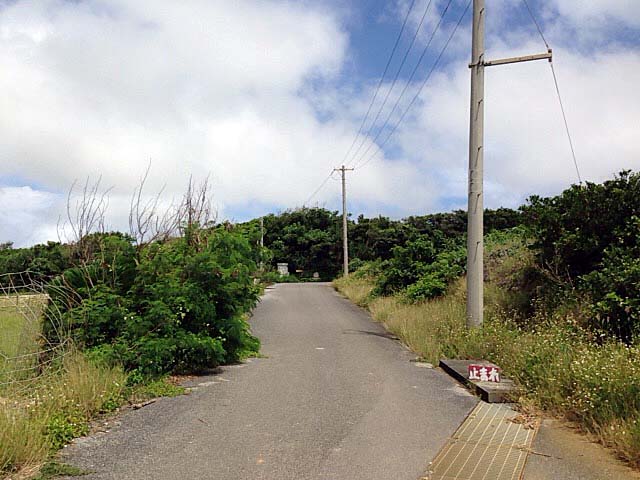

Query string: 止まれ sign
468 364 501 383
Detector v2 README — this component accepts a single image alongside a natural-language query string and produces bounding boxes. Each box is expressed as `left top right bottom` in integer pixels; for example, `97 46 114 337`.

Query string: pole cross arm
469 49 552 68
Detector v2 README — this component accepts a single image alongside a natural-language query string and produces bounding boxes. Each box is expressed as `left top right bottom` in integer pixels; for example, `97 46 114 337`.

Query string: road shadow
342 329 399 341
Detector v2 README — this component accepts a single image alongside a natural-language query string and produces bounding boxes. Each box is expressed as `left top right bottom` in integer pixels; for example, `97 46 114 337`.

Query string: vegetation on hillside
44 227 260 376
239 206 520 280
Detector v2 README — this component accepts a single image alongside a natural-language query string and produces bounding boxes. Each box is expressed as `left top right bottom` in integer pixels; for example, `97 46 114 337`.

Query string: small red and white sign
468 364 501 383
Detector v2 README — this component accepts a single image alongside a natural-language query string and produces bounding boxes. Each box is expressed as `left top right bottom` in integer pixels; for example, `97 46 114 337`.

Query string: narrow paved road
61 283 477 480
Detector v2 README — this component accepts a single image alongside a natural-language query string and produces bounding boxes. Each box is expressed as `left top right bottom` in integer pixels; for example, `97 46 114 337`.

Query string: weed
129 377 186 403
33 461 90 478
0 352 127 477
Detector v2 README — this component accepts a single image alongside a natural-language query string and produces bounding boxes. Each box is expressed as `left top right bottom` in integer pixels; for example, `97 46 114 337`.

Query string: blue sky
1 0 639 246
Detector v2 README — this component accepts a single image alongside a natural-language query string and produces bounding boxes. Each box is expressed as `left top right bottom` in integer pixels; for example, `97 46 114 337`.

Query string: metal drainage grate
427 402 537 480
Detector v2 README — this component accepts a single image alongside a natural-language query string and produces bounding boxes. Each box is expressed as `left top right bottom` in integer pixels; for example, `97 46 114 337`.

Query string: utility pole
467 0 485 329
258 216 264 271
260 217 264 248
334 165 354 277
466 0 552 328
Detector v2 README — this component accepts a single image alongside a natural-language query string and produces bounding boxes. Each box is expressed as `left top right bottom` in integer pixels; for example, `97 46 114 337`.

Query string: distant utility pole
334 165 354 277
466 0 552 328
259 216 264 271
260 217 264 248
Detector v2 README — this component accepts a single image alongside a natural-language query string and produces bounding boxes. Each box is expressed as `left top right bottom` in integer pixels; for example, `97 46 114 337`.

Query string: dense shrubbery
352 209 518 302
0 242 71 288
43 227 260 375
524 171 640 340
373 233 465 299
339 171 640 341
253 206 520 283
260 208 343 279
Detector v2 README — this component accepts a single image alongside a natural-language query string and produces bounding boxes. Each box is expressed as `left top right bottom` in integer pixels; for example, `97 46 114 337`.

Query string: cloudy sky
1 0 639 246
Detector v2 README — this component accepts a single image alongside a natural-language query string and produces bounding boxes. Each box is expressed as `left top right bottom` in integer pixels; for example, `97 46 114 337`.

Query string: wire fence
0 273 76 393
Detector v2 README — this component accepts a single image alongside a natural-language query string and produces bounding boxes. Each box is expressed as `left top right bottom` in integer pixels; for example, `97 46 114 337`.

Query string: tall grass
0 352 127 477
0 294 47 361
335 268 640 467
0 291 129 478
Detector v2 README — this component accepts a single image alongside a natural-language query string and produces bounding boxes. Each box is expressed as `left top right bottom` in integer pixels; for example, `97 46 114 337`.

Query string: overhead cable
550 63 582 184
338 0 418 167
303 171 335 207
351 0 456 169
355 0 471 170
346 0 436 168
521 0 582 184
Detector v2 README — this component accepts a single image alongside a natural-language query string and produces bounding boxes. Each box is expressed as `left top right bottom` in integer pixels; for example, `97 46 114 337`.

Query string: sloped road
61 283 477 480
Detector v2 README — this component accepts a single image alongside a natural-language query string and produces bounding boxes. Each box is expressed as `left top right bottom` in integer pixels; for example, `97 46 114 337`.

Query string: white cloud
1 0 639 246
394 43 640 208
0 0 363 245
0 187 62 246
550 0 640 29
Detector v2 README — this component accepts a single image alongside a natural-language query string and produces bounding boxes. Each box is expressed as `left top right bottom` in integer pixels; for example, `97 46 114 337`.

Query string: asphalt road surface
61 283 478 480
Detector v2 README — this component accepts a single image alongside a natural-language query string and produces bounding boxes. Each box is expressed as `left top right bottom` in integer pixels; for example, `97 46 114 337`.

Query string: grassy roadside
0 295 47 361
0 296 187 479
0 351 186 479
334 274 640 468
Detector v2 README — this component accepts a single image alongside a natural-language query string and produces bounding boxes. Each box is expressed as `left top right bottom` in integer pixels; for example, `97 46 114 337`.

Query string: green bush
0 241 71 288
374 234 465 301
581 218 640 340
524 171 640 278
44 229 260 375
523 171 640 340
404 247 466 302
45 411 89 451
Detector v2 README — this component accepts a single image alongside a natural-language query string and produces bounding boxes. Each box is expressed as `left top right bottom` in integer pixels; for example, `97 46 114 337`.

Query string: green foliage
44 229 260 375
524 171 640 340
373 232 466 301
404 247 466 302
0 241 71 288
350 259 383 279
350 215 411 262
259 270 285 284
342 209 520 301
262 208 343 278
34 461 90 478
45 410 90 451
580 217 640 340
255 207 521 281
524 171 640 278
129 377 186 401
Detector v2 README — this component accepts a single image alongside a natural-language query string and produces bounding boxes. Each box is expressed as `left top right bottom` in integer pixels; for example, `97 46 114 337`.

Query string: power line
550 62 582 184
303 171 334 207
350 0 456 169
346 0 436 168
304 1 421 208
522 0 549 48
338 0 418 167
521 0 582 184
355 0 471 170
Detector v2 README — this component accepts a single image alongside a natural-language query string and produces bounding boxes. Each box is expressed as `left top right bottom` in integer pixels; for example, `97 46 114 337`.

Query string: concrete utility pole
334 165 354 277
467 0 485 329
260 217 264 248
466 0 552 328
258 216 265 271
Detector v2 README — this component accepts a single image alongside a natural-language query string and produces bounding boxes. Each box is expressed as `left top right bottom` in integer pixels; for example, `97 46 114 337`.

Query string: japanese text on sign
468 364 501 383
